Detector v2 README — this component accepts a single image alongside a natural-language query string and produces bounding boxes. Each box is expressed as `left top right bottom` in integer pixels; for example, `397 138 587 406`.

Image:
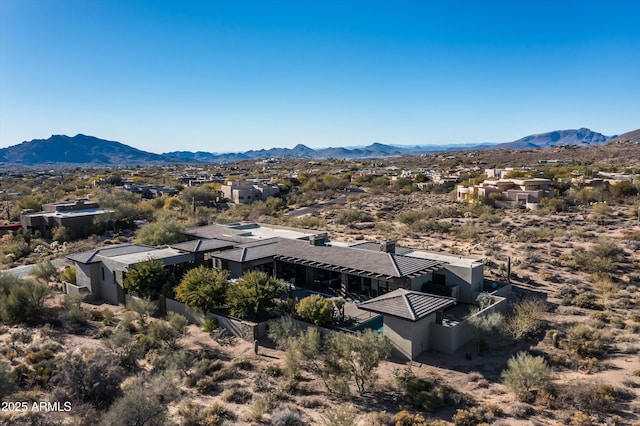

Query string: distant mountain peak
0 127 628 166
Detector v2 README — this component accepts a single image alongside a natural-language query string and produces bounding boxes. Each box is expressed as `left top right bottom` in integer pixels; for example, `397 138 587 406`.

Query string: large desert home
66 222 510 358
221 179 280 204
457 177 553 208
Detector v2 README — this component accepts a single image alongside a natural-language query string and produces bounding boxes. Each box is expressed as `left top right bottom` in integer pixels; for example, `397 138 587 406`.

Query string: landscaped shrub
295 294 341 326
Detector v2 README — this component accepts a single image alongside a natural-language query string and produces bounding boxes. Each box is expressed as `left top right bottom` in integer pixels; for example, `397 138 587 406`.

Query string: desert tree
175 266 229 314
226 270 286 321
325 329 392 394
134 217 186 246
123 259 168 299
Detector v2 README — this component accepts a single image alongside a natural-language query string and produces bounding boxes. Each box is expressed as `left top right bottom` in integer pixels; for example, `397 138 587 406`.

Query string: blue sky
1 0 638 154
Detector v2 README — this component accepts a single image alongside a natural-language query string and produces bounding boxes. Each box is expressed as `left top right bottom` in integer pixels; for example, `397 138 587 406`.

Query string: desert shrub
559 383 620 415
52 226 74 242
102 309 114 326
244 397 269 422
453 225 479 240
99 373 177 426
51 351 125 410
268 316 301 349
565 324 610 358
269 406 304 425
0 361 16 398
501 352 552 398
590 202 610 223
410 219 452 234
203 317 219 333
504 297 548 340
573 292 603 310
23 349 54 364
134 217 186 246
393 410 428 426
0 279 52 325
102 329 140 371
467 309 504 353
509 403 534 418
569 411 597 426
335 209 373 225
29 260 57 282
403 377 443 411
58 265 76 284
321 404 357 426
452 407 487 426
175 266 229 313
222 387 253 404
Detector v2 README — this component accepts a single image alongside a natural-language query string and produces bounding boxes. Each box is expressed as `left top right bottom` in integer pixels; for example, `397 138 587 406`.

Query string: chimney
380 240 396 254
309 233 328 246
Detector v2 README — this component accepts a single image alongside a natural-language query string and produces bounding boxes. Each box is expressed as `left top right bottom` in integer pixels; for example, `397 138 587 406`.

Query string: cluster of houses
65 222 511 359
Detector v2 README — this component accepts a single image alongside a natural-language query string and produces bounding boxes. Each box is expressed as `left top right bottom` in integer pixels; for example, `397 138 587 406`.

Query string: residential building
457 178 553 208
20 199 113 239
221 180 280 204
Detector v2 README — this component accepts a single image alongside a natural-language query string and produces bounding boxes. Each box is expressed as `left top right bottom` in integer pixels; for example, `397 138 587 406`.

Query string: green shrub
452 407 487 426
404 378 443 411
203 317 218 333
565 324 610 358
501 352 552 397
296 294 338 326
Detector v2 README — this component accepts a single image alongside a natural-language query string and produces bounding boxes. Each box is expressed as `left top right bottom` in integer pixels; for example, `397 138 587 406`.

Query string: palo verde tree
226 270 286 321
175 266 229 314
123 259 168 299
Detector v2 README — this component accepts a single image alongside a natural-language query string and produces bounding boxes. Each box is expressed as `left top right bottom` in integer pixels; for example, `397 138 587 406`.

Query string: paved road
285 194 347 217
2 258 70 278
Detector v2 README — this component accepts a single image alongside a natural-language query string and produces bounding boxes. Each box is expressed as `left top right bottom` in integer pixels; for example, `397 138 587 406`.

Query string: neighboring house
67 243 195 305
221 180 280 204
20 199 113 239
0 222 22 236
123 184 178 199
457 178 553 208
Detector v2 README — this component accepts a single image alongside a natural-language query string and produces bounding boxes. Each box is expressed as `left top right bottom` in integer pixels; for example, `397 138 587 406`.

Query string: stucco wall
383 315 435 359
442 263 483 304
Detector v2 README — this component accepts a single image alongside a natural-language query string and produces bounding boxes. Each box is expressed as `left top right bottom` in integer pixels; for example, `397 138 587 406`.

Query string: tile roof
357 289 456 321
170 238 235 253
274 239 446 279
213 239 279 262
348 241 414 255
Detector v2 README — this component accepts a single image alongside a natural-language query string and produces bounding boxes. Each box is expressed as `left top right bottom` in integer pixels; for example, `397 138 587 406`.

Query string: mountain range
0 128 632 166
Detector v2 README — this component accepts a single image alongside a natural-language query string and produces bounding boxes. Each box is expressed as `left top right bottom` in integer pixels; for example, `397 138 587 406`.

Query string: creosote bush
501 352 552 400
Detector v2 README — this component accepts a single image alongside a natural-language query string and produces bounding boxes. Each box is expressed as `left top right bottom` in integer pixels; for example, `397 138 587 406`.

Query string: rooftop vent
309 233 328 246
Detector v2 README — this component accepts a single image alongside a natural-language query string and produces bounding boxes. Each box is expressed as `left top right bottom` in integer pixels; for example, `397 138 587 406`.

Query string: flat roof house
221 180 280 204
20 199 113 239
67 244 195 305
